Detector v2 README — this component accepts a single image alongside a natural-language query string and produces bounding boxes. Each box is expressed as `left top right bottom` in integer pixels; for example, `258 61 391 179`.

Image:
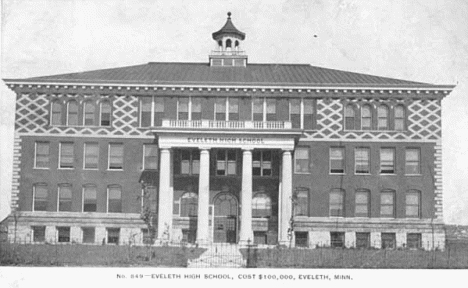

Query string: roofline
2 79 456 91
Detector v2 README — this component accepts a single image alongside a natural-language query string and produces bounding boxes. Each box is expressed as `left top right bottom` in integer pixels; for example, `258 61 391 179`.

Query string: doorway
213 193 238 243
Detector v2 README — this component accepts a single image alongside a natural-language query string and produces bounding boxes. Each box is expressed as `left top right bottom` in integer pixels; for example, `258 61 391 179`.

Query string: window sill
83 168 99 171
380 173 396 176
344 129 406 133
405 174 422 177
329 173 346 175
354 173 371 176
294 172 311 175
107 169 124 171
33 167 50 170
58 168 75 170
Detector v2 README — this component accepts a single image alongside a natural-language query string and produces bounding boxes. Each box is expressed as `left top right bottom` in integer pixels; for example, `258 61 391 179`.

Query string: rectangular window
154 97 164 126
407 233 422 249
405 148 420 175
108 143 123 170
107 186 122 213
330 232 345 248
57 226 70 243
381 233 396 249
191 97 202 120
107 228 120 244
380 148 395 174
82 227 95 244
329 190 345 217
406 191 421 218
215 98 226 120
252 150 272 176
84 143 99 170
33 184 48 211
356 232 370 249
294 148 310 173
355 190 370 217
59 142 74 169
179 150 200 175
380 191 395 218
35 142 50 169
216 150 237 176
143 144 158 170
289 99 301 128
140 97 152 127
303 99 315 129
355 148 370 174
178 98 189 120
58 185 72 212
330 147 345 174
266 99 276 121
32 226 46 242
295 232 309 247
228 98 239 121
83 185 97 212
253 98 264 121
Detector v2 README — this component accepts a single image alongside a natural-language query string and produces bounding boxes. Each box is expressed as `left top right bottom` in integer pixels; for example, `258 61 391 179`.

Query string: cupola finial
227 12 231 19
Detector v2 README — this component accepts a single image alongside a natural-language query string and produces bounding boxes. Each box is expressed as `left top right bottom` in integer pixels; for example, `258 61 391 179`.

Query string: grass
0 242 206 267
241 242 468 269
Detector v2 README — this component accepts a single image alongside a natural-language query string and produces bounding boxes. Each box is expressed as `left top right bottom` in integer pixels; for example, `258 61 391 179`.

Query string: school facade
3 13 455 249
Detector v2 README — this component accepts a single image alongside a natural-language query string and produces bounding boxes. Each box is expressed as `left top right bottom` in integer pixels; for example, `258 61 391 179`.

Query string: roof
12 62 441 88
212 12 246 40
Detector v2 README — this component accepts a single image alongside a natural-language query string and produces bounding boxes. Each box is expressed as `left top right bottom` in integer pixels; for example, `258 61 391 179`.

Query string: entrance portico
156 130 298 245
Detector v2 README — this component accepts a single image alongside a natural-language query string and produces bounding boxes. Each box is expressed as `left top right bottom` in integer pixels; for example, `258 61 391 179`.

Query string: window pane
67 101 78 125
100 102 111 126
295 148 309 173
141 98 152 127
108 186 122 213
84 102 95 126
355 148 369 174
83 186 97 212
34 185 48 211
253 98 263 121
228 98 238 113
380 148 395 173
330 148 345 173
361 105 371 130
59 185 72 212
178 98 189 120
51 102 62 125
405 149 420 174
84 143 99 169
35 142 50 168
60 143 74 168
144 144 158 170
109 144 123 169
215 98 226 120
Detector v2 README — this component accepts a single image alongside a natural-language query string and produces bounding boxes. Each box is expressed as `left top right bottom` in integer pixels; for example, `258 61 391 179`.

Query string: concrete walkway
187 244 246 268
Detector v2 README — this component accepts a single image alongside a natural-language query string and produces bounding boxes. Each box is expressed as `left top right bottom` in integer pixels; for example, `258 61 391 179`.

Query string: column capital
199 148 211 153
159 147 172 152
242 148 253 153
282 149 293 154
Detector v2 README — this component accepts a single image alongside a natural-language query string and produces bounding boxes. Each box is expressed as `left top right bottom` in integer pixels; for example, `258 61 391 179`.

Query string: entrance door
213 193 238 243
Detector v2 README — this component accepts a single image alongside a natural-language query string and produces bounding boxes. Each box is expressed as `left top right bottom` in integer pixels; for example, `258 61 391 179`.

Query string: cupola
209 12 247 67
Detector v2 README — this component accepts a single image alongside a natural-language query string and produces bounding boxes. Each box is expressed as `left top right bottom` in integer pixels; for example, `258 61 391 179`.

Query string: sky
1 0 467 224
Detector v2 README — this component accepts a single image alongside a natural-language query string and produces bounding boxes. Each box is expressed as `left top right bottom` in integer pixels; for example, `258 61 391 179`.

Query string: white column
197 149 210 244
239 149 253 244
279 150 293 245
157 148 172 241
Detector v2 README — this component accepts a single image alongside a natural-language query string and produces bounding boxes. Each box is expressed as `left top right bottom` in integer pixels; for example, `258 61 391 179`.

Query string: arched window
83 184 97 212
83 101 95 126
108 185 122 213
100 101 111 126
180 192 198 217
394 105 405 131
345 104 356 130
329 189 345 217
226 39 232 48
235 40 239 48
67 100 78 126
218 40 222 48
33 183 48 211
378 105 389 130
51 100 62 125
252 193 272 218
294 188 309 216
361 104 372 130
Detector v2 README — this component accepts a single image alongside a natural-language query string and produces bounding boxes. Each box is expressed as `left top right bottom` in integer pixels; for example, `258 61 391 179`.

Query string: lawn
0 242 206 267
